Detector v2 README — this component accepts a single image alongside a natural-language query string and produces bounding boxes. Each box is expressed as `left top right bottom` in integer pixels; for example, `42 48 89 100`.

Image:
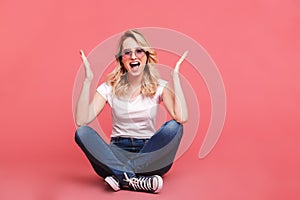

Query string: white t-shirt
96 79 168 139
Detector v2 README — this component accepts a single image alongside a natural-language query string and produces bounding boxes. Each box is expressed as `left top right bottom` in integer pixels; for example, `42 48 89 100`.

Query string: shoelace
123 173 154 191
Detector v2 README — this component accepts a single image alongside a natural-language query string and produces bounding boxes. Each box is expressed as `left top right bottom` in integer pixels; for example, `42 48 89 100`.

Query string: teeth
129 61 140 68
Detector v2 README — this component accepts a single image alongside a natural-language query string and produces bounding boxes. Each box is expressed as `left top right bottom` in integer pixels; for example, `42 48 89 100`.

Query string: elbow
75 121 83 127
75 118 88 127
173 115 188 124
176 118 188 124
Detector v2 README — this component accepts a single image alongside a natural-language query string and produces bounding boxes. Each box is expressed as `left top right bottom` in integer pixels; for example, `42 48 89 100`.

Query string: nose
131 51 137 59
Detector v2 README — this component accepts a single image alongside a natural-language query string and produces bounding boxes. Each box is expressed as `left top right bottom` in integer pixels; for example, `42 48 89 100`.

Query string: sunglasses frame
117 48 148 59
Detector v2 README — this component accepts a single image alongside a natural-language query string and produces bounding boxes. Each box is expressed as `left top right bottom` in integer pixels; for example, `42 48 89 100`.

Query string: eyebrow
122 47 143 51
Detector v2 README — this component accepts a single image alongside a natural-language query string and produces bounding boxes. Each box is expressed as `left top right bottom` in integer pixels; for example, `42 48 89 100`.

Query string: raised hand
174 51 188 74
164 50 189 124
80 49 94 82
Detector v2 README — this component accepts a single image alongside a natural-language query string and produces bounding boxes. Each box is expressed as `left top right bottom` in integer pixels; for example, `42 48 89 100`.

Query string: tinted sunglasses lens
122 50 131 58
121 48 146 59
133 48 146 59
135 48 145 57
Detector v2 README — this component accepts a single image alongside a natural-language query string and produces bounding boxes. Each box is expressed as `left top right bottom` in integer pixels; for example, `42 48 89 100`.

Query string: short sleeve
96 82 112 105
157 79 168 102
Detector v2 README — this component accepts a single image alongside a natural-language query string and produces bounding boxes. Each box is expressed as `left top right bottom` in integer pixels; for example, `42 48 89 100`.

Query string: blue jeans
75 120 183 185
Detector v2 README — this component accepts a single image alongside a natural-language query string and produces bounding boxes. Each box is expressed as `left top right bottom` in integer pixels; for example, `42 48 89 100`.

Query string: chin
128 70 143 77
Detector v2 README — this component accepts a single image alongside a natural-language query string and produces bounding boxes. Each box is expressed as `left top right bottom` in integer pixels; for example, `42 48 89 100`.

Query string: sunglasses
120 48 147 59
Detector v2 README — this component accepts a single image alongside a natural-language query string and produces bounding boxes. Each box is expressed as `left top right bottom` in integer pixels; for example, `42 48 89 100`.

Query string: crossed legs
75 120 183 185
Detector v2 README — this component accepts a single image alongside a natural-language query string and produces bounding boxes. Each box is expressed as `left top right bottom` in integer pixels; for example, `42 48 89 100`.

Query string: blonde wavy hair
106 29 159 97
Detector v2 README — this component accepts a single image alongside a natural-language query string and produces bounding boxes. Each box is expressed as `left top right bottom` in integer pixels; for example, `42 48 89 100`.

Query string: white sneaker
104 176 120 191
123 173 163 193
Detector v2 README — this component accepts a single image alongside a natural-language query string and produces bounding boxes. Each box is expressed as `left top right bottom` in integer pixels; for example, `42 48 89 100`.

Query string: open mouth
129 61 140 68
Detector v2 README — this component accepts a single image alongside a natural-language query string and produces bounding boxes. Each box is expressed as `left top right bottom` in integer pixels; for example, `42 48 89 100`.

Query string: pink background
1 0 299 199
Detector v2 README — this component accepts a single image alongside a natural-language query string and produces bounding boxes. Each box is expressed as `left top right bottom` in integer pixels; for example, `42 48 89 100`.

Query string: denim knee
75 126 94 142
163 120 183 138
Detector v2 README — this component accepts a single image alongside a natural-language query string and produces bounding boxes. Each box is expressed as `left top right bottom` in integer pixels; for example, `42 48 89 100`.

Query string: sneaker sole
153 175 163 193
104 177 120 191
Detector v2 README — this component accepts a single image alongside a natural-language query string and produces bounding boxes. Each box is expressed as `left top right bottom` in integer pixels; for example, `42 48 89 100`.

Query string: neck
127 73 143 88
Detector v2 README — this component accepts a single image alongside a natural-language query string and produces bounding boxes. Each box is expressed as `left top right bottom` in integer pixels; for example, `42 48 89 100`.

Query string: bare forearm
173 73 188 123
75 79 92 126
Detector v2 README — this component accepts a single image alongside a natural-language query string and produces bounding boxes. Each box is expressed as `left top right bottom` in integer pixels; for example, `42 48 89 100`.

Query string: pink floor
1 120 299 200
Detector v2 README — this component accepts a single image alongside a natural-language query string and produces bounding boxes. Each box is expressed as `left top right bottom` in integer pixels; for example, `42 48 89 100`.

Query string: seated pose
74 29 188 193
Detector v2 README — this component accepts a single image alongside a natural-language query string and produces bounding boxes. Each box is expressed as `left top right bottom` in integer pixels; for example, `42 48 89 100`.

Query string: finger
80 50 90 64
175 51 188 72
80 49 87 60
177 50 188 64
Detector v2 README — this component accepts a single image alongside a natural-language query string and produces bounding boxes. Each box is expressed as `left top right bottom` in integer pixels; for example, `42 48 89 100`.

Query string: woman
74 29 188 193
